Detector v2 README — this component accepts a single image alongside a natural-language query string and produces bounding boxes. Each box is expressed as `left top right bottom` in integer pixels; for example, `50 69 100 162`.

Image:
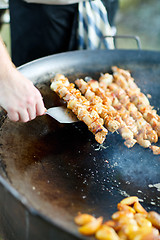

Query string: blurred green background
116 0 160 50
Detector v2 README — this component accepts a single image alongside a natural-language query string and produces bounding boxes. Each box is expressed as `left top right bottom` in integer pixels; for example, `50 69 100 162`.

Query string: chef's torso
23 0 85 4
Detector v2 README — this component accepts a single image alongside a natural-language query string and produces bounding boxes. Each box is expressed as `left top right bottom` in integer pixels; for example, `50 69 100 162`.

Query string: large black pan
0 49 160 240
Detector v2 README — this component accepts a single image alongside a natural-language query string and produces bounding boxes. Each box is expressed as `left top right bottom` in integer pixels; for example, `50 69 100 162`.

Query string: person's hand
0 67 46 122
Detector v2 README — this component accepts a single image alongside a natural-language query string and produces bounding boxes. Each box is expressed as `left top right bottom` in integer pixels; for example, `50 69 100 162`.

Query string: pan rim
1 48 160 239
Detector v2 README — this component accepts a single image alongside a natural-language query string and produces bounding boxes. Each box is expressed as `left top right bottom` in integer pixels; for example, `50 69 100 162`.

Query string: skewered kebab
108 83 158 144
112 66 160 137
50 74 108 144
75 78 137 148
98 71 158 144
84 78 152 148
75 79 120 133
100 70 160 154
90 79 151 149
50 69 160 154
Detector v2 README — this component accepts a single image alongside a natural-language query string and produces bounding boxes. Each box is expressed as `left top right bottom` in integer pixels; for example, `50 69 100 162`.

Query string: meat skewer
50 68 160 154
108 83 158 144
98 70 158 144
88 78 151 148
50 74 108 144
75 79 120 133
112 66 160 137
75 78 137 148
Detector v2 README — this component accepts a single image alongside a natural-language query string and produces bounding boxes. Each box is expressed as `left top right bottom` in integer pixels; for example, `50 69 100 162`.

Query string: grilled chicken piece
150 145 160 155
50 69 160 154
75 79 120 133
94 78 151 148
50 74 108 144
112 66 160 137
108 83 158 144
76 78 137 148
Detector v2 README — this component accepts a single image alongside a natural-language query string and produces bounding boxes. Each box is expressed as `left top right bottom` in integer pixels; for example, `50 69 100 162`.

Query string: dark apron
9 0 118 67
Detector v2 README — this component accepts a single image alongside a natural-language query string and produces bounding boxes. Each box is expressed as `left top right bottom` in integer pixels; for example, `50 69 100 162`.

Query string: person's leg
9 0 78 67
102 0 119 27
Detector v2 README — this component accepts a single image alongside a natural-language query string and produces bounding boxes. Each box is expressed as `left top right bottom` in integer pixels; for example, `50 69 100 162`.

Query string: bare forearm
0 37 45 122
0 37 15 79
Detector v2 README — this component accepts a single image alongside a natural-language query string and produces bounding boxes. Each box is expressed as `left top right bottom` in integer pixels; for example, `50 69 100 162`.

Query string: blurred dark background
0 0 160 56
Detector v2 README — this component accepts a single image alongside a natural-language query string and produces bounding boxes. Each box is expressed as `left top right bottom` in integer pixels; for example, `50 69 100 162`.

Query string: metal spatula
46 106 78 123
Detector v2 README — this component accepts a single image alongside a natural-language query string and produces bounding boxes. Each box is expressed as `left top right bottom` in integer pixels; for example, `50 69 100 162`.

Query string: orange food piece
78 217 103 236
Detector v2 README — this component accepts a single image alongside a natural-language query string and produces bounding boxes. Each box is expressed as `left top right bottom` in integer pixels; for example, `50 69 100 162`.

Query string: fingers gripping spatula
46 106 78 123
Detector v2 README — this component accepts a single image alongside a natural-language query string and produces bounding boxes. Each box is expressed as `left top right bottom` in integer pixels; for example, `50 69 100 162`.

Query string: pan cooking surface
0 50 160 239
